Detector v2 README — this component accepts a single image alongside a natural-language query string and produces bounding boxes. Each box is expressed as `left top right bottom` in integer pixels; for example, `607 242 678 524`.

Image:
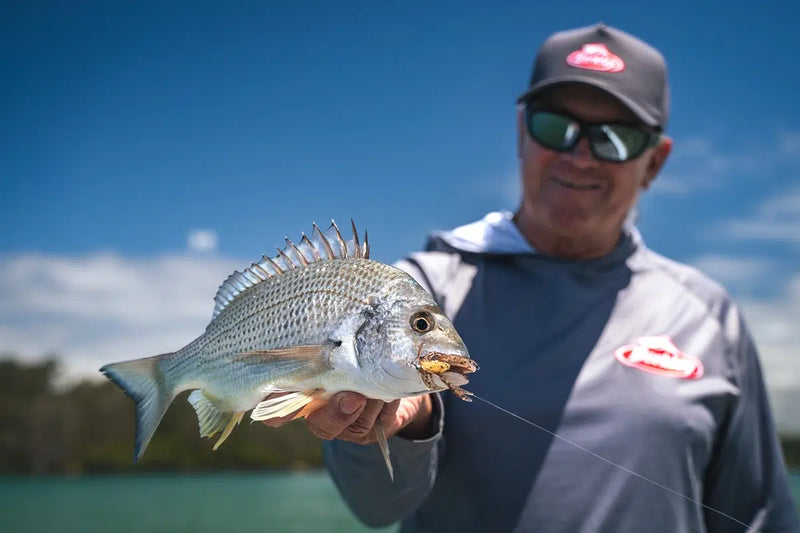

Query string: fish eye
410 311 435 333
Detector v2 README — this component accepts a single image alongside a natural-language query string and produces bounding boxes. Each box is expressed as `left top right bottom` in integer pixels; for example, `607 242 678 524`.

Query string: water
0 471 397 532
1 472 797 531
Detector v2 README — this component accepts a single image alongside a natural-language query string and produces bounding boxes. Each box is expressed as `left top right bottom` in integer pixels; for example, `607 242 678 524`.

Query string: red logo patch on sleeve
614 336 703 379
566 43 625 73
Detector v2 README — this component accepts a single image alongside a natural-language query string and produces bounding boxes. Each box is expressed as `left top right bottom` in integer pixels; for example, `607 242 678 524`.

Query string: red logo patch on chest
566 43 625 72
614 336 703 379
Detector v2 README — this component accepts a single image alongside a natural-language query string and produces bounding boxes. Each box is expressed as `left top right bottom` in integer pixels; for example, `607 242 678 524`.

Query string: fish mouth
417 351 479 402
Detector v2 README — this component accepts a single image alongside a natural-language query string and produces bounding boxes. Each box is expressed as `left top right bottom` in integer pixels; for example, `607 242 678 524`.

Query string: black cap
517 23 669 129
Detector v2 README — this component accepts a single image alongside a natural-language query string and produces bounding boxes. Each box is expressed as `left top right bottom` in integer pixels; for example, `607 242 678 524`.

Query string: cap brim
516 75 660 128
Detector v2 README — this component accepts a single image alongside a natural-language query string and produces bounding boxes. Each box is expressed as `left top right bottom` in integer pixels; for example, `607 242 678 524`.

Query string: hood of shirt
428 211 534 255
425 211 643 266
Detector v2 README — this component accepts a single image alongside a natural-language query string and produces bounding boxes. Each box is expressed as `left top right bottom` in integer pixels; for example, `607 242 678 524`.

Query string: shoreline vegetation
0 357 321 475
2 357 799 475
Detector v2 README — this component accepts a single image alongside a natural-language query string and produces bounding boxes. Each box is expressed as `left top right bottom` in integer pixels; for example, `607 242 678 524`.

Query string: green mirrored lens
591 124 648 161
527 109 654 162
529 112 578 150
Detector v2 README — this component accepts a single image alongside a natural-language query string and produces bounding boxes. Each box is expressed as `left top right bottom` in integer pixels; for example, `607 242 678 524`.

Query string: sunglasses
524 107 661 163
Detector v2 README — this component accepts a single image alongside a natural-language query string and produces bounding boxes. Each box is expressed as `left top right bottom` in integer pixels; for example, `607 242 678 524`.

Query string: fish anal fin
250 389 324 421
187 390 243 451
214 411 244 450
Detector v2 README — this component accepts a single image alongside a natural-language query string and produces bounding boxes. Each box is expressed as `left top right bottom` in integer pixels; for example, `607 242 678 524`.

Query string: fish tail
100 353 177 462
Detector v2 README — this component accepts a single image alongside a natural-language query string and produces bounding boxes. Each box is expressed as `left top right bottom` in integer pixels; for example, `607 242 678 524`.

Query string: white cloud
721 188 800 247
689 255 800 433
0 253 242 380
691 255 777 289
739 274 800 433
649 176 690 195
461 168 520 210
780 131 800 157
653 136 730 195
187 229 219 253
654 131 800 195
690 254 800 432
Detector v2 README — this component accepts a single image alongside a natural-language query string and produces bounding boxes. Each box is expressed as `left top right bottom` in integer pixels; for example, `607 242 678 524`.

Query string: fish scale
100 221 478 479
176 260 389 390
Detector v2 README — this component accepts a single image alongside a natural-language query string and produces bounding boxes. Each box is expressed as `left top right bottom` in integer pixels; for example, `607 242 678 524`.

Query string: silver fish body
167 258 461 408
100 222 477 474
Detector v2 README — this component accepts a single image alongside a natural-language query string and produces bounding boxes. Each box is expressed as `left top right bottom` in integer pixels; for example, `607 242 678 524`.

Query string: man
269 24 800 531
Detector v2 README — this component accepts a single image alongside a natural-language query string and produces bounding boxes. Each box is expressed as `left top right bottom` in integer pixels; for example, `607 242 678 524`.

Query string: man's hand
261 392 434 443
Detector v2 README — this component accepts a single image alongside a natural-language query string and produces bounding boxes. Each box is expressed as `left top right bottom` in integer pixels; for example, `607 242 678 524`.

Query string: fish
100 220 478 479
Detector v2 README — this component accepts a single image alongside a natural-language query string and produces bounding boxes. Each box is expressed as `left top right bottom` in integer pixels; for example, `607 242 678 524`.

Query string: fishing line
471 393 755 532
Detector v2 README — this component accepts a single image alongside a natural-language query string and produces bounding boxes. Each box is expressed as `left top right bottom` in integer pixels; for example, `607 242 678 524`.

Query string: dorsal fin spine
243 270 260 283
276 247 296 270
285 238 309 266
250 264 270 280
350 220 361 258
233 274 248 290
260 255 284 274
331 220 348 258
220 283 236 298
313 223 335 259
301 233 322 261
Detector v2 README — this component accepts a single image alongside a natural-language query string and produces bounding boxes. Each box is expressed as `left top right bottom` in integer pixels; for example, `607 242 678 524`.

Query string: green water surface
1 471 797 532
0 471 396 532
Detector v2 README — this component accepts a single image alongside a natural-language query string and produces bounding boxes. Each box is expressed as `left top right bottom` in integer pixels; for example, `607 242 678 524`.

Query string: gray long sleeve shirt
324 213 799 532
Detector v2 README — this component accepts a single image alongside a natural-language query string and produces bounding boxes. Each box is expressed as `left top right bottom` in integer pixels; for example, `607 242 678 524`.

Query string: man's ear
641 136 672 190
516 105 526 158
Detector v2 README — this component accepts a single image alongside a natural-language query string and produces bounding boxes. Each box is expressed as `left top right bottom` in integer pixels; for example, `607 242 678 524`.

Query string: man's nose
562 138 597 168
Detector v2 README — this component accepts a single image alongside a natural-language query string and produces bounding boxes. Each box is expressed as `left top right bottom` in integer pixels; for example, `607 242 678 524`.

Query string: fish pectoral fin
250 389 325 421
233 345 332 375
187 390 244 450
374 418 394 482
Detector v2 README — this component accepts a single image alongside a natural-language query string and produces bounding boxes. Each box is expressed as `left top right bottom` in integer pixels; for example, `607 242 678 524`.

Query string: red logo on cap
614 336 703 379
566 43 625 73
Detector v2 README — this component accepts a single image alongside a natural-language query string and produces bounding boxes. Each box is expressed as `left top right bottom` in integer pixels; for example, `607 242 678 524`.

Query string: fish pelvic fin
374 418 394 482
291 397 328 420
250 389 325 421
100 353 176 462
187 390 244 450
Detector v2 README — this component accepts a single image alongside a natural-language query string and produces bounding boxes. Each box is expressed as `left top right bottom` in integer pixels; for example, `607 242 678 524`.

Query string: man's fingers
337 400 385 442
260 391 412 445
305 392 367 440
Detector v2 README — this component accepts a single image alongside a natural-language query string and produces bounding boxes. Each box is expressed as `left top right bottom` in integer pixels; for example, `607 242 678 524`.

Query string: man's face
516 84 670 254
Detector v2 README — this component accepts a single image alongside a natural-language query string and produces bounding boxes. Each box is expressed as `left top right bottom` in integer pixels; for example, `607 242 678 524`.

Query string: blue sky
1 2 799 429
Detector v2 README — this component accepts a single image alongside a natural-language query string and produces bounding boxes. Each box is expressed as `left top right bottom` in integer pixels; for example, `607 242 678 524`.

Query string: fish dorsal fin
211 220 369 318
